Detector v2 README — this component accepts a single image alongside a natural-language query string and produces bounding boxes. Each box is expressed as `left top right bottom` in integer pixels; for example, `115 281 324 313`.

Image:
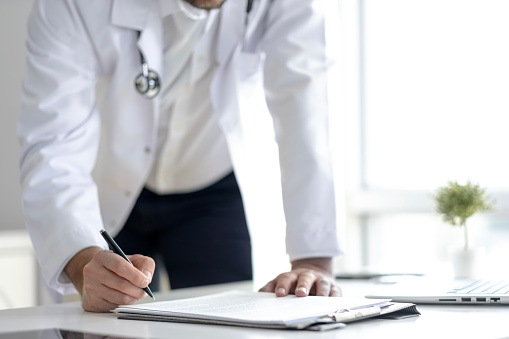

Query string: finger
82 282 138 312
295 271 317 297
93 281 140 305
101 270 148 300
330 283 342 297
314 278 332 296
274 272 298 297
99 251 150 289
82 293 117 313
258 279 277 293
83 256 147 300
129 254 156 285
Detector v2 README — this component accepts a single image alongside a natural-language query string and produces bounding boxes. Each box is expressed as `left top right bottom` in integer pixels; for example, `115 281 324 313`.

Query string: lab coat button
124 190 132 197
144 147 151 154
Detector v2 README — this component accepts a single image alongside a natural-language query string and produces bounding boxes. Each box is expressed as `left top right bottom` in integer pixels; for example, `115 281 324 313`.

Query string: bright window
336 0 509 275
363 0 509 190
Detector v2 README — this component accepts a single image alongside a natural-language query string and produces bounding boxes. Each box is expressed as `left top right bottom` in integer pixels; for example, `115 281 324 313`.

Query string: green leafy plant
435 181 494 251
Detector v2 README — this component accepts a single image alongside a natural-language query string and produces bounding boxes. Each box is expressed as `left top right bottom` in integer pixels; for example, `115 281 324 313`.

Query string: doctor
18 0 341 312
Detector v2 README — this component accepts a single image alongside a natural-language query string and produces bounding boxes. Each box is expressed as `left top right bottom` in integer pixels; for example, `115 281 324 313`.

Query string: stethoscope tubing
135 0 256 99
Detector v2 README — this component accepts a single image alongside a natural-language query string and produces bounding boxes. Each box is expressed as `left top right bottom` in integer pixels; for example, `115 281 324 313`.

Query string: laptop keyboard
448 280 509 294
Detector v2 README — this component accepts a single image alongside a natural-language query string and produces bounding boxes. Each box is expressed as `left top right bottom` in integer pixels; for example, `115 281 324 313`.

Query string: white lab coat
18 0 341 294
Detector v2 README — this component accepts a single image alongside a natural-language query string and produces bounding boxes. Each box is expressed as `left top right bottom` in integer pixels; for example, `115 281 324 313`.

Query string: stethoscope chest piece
135 67 160 99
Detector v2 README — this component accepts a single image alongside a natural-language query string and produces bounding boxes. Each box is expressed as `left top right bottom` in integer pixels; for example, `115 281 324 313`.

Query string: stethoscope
134 31 161 99
134 0 256 99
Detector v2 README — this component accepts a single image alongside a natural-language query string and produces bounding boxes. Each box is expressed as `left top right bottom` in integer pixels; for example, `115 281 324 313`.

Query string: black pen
100 229 155 300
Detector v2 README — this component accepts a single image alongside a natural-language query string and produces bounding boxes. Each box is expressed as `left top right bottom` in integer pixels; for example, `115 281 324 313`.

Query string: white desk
0 280 508 339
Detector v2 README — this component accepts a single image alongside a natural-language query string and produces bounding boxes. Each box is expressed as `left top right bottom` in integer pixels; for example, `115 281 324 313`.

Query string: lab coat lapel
110 0 163 125
211 0 246 128
217 0 245 65
111 0 150 31
111 0 163 77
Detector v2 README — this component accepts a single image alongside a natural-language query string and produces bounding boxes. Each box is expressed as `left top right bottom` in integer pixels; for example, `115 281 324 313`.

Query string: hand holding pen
65 231 155 312
100 229 155 300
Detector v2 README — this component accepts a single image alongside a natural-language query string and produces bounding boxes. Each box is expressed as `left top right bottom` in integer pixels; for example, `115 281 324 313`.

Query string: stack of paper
114 290 420 331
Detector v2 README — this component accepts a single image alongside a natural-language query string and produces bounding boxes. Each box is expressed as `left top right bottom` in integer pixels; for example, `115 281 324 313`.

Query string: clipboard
114 290 420 331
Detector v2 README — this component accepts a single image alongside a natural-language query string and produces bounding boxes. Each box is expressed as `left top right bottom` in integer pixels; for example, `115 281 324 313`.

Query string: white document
114 290 394 329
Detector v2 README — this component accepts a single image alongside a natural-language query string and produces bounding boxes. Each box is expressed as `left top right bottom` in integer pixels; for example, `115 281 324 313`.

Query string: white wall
0 0 34 231
0 230 37 309
0 0 38 308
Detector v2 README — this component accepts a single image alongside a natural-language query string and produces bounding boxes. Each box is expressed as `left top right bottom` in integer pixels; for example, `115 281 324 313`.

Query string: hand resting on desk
259 257 341 297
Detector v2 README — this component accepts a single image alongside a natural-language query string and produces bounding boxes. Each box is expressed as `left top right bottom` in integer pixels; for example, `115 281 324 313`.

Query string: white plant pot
449 246 485 279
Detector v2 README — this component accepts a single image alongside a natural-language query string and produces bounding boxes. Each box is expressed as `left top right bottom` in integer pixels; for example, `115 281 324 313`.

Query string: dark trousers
114 172 253 291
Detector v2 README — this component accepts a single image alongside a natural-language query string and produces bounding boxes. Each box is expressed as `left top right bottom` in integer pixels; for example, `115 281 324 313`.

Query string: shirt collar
160 0 208 20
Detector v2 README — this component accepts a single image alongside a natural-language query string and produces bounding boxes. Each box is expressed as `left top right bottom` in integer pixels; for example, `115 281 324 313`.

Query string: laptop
365 277 509 305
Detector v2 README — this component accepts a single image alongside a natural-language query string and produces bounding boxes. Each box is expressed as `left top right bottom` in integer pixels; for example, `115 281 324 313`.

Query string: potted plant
434 180 494 278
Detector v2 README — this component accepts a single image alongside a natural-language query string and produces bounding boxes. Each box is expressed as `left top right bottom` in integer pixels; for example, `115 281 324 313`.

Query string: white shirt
146 0 232 194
